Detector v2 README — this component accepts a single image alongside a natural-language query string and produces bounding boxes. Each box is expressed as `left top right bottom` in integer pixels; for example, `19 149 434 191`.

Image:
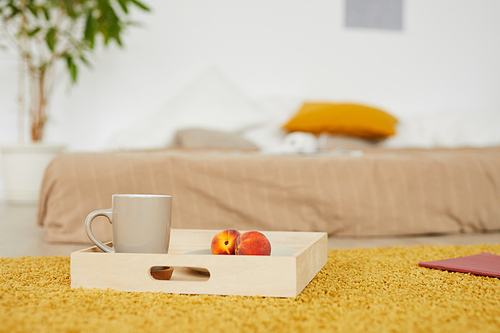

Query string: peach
235 231 271 256
211 229 241 255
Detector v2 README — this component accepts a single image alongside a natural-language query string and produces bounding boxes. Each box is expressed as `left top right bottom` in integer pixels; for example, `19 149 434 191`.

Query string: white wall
1 0 500 150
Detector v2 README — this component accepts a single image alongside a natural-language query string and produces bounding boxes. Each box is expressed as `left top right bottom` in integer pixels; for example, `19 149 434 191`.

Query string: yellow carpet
1 244 500 333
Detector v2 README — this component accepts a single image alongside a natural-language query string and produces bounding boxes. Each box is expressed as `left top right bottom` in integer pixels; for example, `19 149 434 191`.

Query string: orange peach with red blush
235 231 271 256
211 229 241 255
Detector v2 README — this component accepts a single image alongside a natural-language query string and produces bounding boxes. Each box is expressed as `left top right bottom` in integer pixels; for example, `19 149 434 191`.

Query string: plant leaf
117 0 128 13
46 27 56 52
27 27 41 37
42 6 50 21
63 0 76 18
69 63 77 83
79 55 92 68
115 34 122 46
84 11 95 48
7 6 21 19
129 0 151 12
27 4 38 17
123 20 142 27
65 55 77 83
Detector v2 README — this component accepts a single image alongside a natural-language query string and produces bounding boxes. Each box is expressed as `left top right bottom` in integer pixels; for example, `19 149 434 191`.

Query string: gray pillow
173 128 259 150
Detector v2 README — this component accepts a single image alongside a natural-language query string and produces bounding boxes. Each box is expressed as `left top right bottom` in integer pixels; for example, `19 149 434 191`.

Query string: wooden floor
0 202 499 258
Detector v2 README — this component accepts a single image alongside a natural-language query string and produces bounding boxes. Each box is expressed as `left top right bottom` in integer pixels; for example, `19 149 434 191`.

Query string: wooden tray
71 229 328 297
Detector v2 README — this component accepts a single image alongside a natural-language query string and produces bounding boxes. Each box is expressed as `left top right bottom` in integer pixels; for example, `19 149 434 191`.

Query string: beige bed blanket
38 147 500 243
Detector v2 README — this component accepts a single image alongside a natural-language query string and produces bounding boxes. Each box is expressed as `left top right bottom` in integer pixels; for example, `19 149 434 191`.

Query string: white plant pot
0 143 66 203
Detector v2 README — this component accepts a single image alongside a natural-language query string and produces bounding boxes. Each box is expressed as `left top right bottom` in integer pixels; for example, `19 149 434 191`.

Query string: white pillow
242 96 303 149
106 68 267 150
383 109 500 148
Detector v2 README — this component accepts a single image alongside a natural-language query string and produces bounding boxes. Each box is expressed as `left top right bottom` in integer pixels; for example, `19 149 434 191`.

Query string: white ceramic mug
85 194 172 253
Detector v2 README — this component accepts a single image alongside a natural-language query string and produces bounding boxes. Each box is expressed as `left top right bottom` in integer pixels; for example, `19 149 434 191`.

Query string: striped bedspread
37 147 500 243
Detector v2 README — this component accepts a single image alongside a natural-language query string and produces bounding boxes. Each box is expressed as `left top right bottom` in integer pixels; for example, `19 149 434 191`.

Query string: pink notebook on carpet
419 252 500 278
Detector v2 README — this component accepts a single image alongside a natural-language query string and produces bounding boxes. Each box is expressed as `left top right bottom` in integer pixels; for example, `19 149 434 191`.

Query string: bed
36 70 500 244
37 146 500 244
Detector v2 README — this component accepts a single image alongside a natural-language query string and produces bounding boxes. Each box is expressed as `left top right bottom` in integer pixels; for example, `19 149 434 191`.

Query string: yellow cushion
282 102 398 139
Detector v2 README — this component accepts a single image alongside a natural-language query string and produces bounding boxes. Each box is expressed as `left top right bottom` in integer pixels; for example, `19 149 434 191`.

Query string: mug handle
85 209 114 253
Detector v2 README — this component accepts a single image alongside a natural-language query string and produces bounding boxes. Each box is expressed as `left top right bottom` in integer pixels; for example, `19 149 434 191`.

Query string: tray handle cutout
149 266 210 282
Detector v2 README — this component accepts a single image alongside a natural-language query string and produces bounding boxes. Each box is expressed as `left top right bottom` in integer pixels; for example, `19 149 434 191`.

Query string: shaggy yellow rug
1 244 500 333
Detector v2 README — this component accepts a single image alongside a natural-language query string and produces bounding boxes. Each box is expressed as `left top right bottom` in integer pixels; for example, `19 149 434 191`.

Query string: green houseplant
0 0 150 201
1 0 150 142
